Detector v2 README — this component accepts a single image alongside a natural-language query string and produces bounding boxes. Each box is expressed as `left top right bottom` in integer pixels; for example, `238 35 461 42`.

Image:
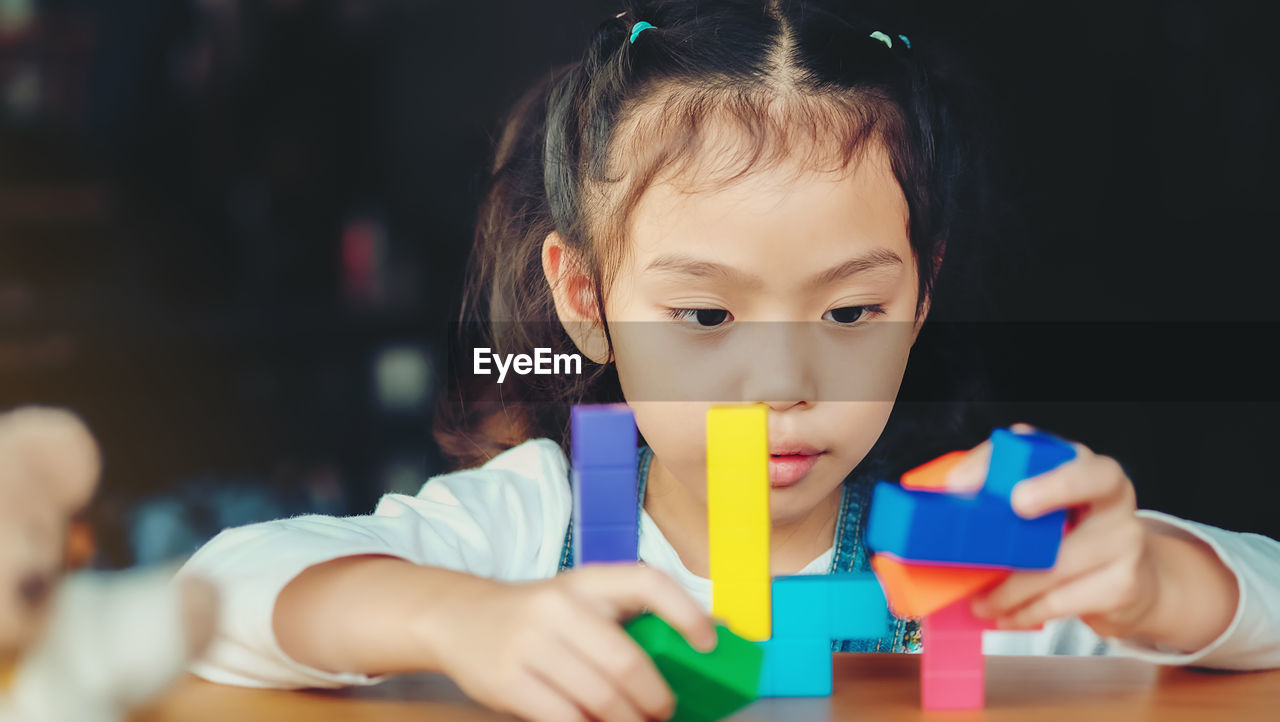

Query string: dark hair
436 0 985 469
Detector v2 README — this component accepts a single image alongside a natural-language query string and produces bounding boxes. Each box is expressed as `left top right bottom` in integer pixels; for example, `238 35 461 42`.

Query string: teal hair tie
630 21 655 44
898 34 911 49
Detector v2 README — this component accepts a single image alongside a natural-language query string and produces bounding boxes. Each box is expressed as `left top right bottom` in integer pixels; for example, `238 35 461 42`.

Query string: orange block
900 450 968 492
871 553 1008 618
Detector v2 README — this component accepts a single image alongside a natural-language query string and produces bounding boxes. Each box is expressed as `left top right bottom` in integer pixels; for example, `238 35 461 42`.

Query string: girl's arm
176 438 717 722
271 555 715 722
176 439 575 690
271 555 489 677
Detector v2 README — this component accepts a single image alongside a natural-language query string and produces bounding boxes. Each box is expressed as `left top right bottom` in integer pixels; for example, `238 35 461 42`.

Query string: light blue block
771 576 830 639
825 574 891 640
757 638 832 697
772 574 891 641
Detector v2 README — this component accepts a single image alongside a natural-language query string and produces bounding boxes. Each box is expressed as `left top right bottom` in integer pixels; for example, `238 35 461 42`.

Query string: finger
995 556 1139 630
942 440 991 493
533 639 646 722
1009 422 1038 434
1009 452 1131 519
571 566 717 652
561 613 675 721
503 668 588 722
972 505 1140 618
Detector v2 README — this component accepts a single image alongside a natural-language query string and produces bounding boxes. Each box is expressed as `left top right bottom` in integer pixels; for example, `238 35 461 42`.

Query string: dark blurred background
1 0 1276 568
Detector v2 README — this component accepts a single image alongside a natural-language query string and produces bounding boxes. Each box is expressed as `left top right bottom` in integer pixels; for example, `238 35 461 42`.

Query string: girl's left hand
947 424 1159 639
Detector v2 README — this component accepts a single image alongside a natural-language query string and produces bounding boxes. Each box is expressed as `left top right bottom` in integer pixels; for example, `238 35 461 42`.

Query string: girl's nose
739 323 819 407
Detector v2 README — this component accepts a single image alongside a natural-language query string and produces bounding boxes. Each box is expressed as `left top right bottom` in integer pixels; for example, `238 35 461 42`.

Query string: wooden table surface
135 654 1279 721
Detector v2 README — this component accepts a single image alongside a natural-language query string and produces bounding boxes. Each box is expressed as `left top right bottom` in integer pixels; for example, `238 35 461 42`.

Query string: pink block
922 672 984 710
921 598 985 710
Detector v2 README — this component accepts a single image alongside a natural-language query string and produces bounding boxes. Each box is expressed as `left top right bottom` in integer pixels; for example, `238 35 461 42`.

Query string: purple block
571 404 637 469
574 466 638 527
575 524 638 565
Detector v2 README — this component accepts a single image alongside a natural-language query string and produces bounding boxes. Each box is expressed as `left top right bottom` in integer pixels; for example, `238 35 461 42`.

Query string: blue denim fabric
558 446 918 653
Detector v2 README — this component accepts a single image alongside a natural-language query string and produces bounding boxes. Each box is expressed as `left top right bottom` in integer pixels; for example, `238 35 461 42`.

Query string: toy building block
571 403 639 469
707 405 771 641
982 428 1077 502
757 574 890 698
870 553 1008 619
757 637 832 697
867 482 1064 569
770 574 891 641
571 404 639 564
625 613 764 722
920 598 986 710
867 429 1076 570
900 450 968 491
576 525 637 564
574 465 637 526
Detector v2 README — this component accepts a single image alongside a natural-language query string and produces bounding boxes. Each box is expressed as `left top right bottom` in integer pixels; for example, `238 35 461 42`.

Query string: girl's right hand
425 564 716 722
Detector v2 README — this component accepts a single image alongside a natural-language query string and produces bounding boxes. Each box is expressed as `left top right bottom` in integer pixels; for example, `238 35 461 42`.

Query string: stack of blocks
706 405 772 642
570 404 639 565
571 403 1076 715
865 428 1078 709
572 403 895 719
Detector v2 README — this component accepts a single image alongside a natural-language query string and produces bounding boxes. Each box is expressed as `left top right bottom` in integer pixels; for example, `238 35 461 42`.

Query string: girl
178 2 1280 721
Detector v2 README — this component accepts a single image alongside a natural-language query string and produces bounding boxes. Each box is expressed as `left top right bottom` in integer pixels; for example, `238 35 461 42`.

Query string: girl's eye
822 305 882 325
667 308 733 327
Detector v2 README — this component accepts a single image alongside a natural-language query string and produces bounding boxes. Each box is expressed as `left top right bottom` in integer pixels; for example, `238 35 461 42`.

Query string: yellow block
707 404 771 640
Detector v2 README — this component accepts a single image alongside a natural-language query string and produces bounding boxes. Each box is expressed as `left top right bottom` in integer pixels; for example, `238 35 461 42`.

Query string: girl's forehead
625 141 910 264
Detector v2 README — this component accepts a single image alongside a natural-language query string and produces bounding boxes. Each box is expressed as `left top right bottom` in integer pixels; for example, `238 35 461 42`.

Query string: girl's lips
768 452 823 488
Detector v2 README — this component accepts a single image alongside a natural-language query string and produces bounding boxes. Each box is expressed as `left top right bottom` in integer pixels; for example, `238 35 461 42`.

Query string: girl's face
550 140 923 526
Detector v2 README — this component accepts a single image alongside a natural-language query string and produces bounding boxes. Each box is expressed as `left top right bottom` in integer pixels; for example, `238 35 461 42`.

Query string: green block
624 613 763 722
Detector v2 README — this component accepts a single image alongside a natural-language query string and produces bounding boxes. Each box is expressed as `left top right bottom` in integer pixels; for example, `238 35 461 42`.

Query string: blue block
824 575 891 640
573 466 637 527
757 638 832 697
866 483 1065 569
771 574 890 640
983 428 1077 502
772 576 830 639
571 404 637 469
575 524 638 564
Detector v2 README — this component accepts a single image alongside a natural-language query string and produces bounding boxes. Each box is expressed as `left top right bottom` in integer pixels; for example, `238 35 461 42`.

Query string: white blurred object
0 568 216 722
0 407 217 721
373 344 432 412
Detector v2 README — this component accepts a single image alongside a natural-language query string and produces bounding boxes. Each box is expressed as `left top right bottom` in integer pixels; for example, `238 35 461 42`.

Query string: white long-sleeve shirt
176 438 1280 689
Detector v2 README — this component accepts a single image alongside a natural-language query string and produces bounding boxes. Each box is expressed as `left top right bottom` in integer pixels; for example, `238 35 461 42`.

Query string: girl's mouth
768 451 823 488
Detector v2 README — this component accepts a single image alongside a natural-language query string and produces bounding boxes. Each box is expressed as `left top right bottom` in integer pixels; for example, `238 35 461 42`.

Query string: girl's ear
541 231 611 364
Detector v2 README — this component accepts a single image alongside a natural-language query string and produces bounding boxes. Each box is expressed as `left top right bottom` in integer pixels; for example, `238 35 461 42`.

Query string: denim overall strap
557 446 654 572
830 475 920 652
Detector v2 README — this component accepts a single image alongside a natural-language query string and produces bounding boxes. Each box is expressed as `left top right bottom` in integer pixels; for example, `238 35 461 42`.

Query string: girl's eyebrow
809 248 904 286
644 248 904 288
